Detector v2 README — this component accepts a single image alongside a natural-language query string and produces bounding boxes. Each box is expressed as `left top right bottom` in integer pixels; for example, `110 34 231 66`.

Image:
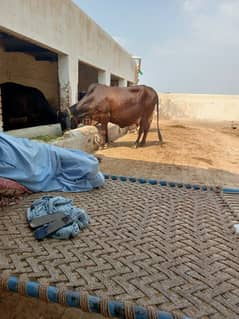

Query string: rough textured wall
159 93 239 121
0 50 59 107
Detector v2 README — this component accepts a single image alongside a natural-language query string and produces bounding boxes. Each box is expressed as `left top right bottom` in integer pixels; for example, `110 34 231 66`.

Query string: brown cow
70 84 163 147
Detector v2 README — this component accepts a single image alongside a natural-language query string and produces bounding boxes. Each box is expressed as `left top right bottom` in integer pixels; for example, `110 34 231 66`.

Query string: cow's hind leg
139 130 149 146
139 117 152 146
134 123 144 148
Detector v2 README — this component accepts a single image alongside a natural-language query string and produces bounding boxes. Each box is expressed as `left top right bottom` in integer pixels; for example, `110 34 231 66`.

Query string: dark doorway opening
0 31 59 131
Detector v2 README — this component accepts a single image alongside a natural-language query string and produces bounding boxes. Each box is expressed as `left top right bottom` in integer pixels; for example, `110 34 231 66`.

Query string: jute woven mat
0 178 238 319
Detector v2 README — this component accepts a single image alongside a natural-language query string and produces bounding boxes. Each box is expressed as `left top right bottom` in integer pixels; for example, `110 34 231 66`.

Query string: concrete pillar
118 78 127 87
98 70 111 86
58 54 78 110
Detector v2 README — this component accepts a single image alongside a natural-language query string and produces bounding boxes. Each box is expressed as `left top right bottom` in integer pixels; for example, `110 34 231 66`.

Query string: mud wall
159 93 239 121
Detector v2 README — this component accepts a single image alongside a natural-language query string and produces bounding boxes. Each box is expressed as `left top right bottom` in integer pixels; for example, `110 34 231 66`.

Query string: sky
73 0 239 94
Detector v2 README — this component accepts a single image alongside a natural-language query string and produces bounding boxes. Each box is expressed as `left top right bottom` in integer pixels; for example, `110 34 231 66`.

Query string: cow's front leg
99 121 108 148
105 122 109 145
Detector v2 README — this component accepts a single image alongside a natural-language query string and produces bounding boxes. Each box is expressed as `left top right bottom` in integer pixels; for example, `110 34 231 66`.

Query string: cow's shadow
108 140 165 148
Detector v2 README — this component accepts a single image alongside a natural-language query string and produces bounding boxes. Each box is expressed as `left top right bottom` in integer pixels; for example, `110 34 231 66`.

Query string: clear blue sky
73 0 239 94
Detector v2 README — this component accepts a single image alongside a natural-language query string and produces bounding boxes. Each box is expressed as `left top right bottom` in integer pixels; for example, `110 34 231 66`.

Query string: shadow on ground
99 155 239 188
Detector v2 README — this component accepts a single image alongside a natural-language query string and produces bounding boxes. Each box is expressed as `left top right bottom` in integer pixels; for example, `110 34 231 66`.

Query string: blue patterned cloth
0 133 104 192
27 196 90 239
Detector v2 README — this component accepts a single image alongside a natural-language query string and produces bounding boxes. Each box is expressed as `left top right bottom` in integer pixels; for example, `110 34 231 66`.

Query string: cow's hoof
139 143 146 147
99 144 108 150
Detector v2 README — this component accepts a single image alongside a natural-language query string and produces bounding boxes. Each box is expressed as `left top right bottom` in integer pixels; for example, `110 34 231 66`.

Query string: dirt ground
96 119 239 188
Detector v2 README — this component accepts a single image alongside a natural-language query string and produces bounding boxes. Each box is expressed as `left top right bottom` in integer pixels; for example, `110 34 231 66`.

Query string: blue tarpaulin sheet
0 133 104 192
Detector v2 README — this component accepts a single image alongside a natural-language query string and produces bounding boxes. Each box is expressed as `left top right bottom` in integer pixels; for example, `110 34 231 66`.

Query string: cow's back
97 85 157 127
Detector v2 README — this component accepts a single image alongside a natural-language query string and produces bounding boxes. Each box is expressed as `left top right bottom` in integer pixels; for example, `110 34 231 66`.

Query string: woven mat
0 179 239 319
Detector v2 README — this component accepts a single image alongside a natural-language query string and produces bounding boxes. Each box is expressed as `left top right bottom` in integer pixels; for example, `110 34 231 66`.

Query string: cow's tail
155 93 163 144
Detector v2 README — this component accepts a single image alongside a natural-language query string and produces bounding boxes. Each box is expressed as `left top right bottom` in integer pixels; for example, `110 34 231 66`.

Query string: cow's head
70 84 108 125
70 97 94 119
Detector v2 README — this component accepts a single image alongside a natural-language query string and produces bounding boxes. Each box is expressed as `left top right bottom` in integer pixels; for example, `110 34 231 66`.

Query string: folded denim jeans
27 195 90 239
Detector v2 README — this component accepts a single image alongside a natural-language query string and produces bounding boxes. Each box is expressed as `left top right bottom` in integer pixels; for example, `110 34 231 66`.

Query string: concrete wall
159 93 239 121
0 49 59 107
0 0 137 106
